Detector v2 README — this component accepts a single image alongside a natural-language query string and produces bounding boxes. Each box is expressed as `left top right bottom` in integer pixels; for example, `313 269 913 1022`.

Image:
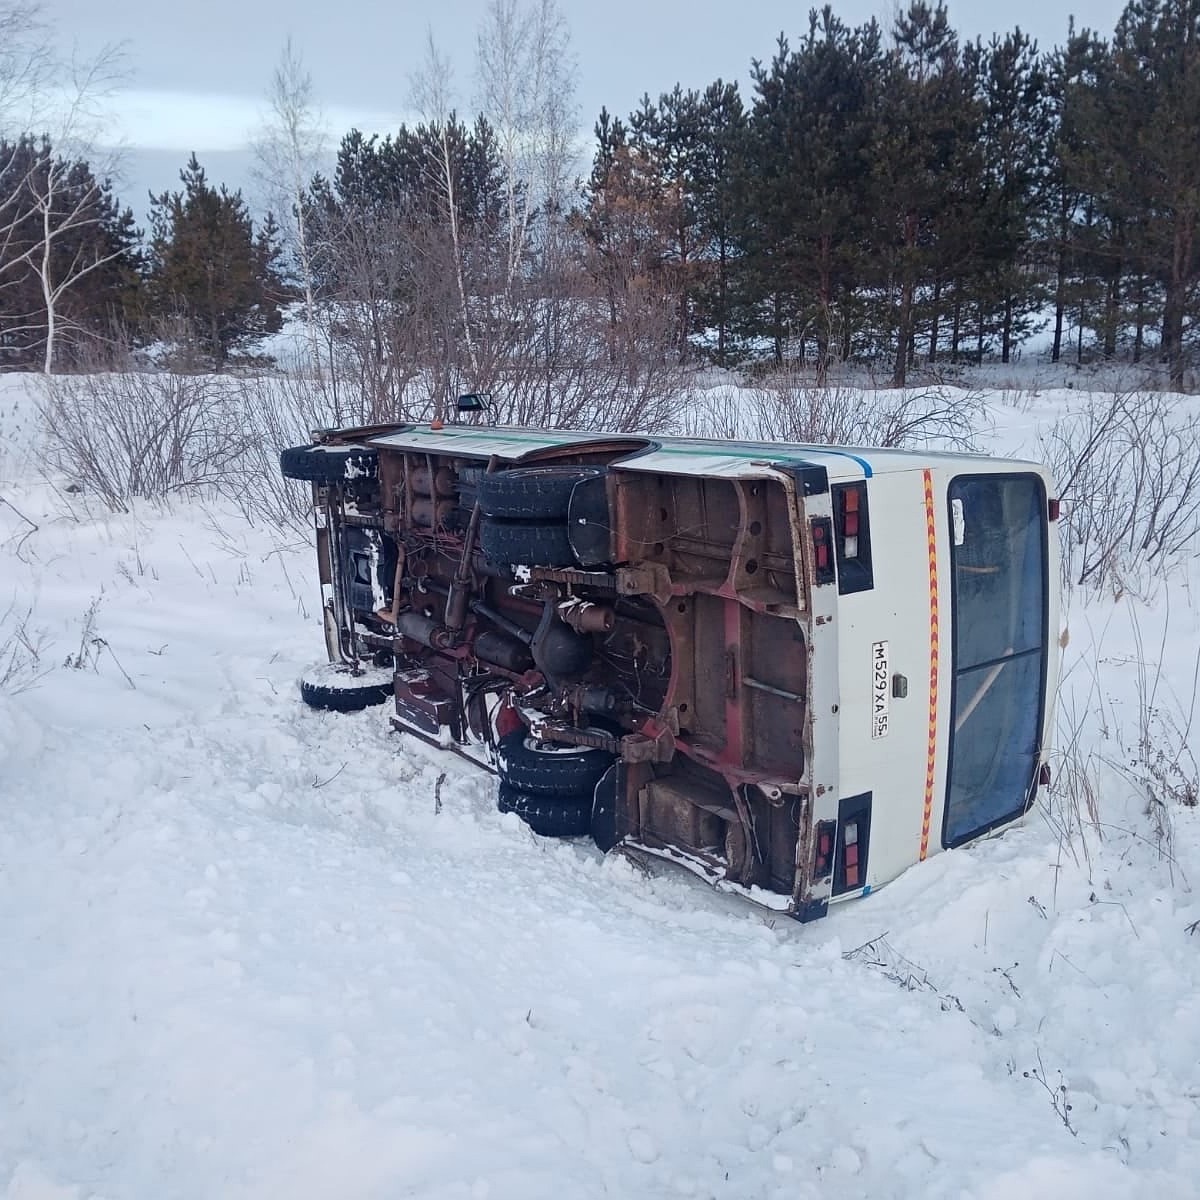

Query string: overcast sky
39 0 1128 214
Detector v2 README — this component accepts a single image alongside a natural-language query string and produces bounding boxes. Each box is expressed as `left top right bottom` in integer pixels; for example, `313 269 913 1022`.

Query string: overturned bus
281 419 1059 922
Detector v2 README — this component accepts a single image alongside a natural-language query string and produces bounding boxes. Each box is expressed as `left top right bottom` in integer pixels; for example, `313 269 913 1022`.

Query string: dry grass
0 601 49 694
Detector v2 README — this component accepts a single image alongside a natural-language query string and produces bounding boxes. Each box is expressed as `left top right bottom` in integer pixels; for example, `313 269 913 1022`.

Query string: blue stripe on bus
778 448 874 478
820 449 873 477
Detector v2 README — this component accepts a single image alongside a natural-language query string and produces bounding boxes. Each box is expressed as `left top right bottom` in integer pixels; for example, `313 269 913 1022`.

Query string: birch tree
253 38 326 373
0 6 128 371
475 0 578 289
0 2 52 287
1 136 137 371
411 32 480 387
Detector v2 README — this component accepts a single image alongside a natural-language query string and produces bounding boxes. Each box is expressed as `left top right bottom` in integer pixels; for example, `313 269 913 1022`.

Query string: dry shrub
469 286 686 434
308 290 686 435
36 370 252 512
35 354 345 535
233 367 345 536
1042 391 1200 592
752 382 984 449
1042 653 1104 876
683 377 985 450
1045 608 1197 887
679 385 744 438
1106 609 1199 879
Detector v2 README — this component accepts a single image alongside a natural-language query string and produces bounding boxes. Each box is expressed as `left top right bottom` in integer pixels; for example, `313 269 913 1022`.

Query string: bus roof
366 423 1041 482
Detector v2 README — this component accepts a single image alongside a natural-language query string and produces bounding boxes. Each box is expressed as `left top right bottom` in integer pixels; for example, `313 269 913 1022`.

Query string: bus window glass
944 475 1047 846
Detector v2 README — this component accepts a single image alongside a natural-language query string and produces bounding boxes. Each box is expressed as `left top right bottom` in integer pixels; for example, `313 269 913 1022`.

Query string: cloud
107 88 408 152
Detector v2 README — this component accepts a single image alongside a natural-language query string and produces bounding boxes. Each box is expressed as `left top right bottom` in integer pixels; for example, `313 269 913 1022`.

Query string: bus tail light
843 820 861 888
842 486 861 555
831 483 874 594
813 820 836 879
811 518 836 585
833 793 872 896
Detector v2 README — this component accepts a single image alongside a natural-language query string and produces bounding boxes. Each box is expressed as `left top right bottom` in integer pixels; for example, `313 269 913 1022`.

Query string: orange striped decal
920 468 940 861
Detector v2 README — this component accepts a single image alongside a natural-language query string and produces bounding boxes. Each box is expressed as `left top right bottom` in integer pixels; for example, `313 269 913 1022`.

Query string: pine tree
629 85 703 359
328 117 504 231
1058 1 1200 383
580 107 677 361
973 29 1052 363
691 80 746 366
871 2 983 385
1057 26 1140 362
1043 27 1105 363
738 13 887 371
1109 0 1199 386
147 154 285 364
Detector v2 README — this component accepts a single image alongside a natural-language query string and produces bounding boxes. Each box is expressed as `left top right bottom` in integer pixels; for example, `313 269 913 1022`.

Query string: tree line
0 141 285 370
1 0 1197 393
579 0 1199 388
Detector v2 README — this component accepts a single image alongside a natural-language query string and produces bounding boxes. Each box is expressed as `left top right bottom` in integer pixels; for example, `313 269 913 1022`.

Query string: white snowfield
2 374 1199 1200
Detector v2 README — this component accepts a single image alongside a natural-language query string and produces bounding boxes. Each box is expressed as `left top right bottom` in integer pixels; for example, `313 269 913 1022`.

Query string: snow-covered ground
2 372 1199 1200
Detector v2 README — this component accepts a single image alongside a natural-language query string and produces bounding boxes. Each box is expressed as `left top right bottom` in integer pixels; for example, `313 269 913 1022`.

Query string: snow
2 373 1199 1198
301 660 395 690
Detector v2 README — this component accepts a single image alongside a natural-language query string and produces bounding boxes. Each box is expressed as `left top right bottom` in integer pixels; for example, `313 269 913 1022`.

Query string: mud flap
793 898 829 923
590 761 623 852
